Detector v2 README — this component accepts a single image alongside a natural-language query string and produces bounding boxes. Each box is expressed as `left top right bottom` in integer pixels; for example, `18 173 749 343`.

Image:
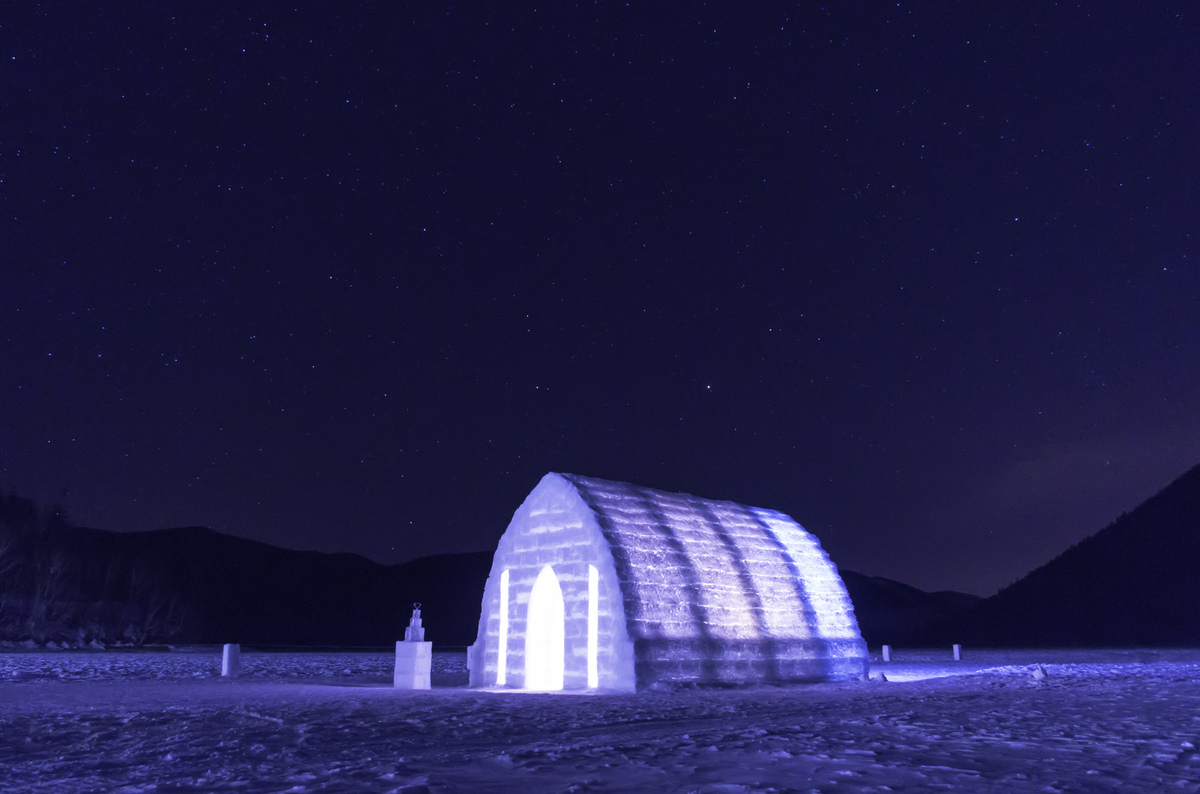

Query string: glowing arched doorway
524 564 564 690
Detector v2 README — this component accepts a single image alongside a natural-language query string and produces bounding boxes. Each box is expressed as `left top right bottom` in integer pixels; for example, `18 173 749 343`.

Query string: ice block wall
564 475 868 687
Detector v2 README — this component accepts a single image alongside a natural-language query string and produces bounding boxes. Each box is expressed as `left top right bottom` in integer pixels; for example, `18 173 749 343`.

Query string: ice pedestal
394 641 432 689
221 644 240 678
394 603 431 689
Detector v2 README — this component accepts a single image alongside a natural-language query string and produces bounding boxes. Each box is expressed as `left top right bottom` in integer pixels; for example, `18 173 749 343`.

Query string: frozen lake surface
4 647 1200 792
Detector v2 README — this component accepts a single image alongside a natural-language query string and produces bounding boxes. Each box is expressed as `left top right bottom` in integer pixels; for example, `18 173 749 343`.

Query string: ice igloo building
467 473 867 691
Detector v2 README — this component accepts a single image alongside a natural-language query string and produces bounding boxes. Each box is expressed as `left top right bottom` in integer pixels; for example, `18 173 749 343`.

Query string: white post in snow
882 644 891 662
395 603 432 689
221 643 240 678
953 644 962 661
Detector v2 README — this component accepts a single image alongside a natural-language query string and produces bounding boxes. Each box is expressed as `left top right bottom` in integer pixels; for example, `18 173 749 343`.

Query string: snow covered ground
3 647 1200 792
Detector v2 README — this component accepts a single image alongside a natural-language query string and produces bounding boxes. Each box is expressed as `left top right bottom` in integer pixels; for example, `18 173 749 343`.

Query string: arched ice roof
559 473 863 647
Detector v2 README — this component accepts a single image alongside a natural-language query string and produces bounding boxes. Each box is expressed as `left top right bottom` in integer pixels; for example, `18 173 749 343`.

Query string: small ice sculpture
394 603 432 689
466 472 868 692
404 603 426 642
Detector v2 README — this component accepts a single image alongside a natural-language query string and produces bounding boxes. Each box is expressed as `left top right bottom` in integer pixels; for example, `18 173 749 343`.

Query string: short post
953 644 962 661
221 643 240 678
394 602 432 689
882 644 891 663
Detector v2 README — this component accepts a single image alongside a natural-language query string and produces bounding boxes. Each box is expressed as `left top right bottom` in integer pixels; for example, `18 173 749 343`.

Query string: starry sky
3 3 1198 596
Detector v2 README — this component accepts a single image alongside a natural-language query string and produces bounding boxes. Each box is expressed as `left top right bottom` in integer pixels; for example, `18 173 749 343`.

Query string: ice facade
468 473 867 691
468 473 636 691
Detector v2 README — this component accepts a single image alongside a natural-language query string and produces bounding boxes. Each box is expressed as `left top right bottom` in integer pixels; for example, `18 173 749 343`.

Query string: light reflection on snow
3 647 1200 792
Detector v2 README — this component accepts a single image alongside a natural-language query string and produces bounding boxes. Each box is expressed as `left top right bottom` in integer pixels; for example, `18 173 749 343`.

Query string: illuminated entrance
523 565 565 690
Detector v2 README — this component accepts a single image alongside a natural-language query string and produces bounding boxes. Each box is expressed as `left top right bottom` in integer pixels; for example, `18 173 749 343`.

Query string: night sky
3 3 1198 596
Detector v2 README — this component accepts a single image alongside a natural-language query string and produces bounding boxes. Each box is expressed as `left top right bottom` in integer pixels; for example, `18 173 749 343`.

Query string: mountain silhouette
929 461 1200 647
2 502 974 647
840 570 981 647
0 505 492 646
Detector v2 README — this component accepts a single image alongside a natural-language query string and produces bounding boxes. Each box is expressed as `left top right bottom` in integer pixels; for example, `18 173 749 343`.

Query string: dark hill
84 527 976 648
931 461 1200 647
840 570 982 647
3 494 977 648
0 508 493 646
59 524 493 646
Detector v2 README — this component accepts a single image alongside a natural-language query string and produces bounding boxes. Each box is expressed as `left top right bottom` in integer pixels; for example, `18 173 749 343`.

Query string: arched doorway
524 564 564 690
